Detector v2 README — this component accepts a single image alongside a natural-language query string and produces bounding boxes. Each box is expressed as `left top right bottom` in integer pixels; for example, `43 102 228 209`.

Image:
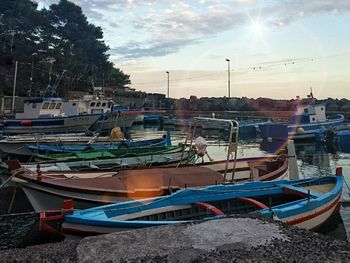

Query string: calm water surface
131 124 350 240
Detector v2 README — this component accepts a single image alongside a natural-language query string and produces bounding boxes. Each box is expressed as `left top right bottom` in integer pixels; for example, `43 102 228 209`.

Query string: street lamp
226 58 231 98
29 52 38 97
166 71 169 98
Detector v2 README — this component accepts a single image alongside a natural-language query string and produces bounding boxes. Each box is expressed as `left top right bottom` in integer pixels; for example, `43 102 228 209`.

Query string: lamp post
226 58 231 98
29 52 37 97
166 71 169 98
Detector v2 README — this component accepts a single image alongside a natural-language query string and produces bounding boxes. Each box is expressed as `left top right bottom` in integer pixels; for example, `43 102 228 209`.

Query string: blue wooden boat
144 114 160 123
25 133 171 153
62 174 343 236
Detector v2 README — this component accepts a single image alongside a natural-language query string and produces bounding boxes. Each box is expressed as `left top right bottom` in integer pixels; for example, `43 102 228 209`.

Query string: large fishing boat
0 98 101 135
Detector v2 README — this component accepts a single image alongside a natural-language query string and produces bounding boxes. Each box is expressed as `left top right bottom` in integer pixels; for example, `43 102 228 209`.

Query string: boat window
320 107 324 111
304 108 308 113
49 103 56 109
102 102 106 107
312 117 315 121
42 102 49 109
55 103 62 109
32 103 37 109
72 103 76 106
96 102 101 107
90 102 96 107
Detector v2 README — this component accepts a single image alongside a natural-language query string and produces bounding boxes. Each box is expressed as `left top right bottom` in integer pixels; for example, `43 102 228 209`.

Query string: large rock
77 217 287 262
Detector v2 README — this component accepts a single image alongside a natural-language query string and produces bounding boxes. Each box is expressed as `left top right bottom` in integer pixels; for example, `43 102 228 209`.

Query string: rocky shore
2 215 350 263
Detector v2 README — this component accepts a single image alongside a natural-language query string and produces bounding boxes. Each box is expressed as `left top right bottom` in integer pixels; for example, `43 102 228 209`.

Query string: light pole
166 71 169 98
226 58 231 98
29 52 37 97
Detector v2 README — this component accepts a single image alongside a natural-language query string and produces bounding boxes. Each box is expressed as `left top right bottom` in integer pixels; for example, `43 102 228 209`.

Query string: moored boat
6 154 288 212
34 144 184 162
25 133 171 154
60 173 343 236
259 97 344 141
0 98 102 135
20 145 195 172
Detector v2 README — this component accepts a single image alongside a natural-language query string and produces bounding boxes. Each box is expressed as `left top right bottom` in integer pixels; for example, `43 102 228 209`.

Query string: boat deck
301 183 335 194
19 166 225 196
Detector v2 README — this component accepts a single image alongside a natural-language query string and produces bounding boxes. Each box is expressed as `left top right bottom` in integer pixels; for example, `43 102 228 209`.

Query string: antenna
310 87 314 98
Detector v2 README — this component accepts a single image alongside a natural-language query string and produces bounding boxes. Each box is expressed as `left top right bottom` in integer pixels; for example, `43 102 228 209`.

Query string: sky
36 0 350 99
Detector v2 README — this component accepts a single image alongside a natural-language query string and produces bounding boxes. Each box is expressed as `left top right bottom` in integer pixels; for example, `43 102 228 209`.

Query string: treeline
0 0 130 97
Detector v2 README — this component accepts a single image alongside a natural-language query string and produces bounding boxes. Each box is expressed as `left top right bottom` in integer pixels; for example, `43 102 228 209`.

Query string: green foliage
0 0 130 97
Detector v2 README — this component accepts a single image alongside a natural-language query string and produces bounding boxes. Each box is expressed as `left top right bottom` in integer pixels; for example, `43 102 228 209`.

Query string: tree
0 0 130 97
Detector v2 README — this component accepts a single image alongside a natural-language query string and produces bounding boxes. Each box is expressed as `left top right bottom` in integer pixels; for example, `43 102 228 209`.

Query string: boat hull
1 115 100 135
91 112 138 131
288 114 344 140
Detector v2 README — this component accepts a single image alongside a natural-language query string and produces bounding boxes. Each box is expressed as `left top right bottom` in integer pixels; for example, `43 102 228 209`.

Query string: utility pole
12 61 18 113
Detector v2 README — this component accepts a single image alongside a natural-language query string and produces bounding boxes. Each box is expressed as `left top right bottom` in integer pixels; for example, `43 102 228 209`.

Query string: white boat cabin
295 104 326 124
15 95 114 119
65 95 113 116
16 98 65 119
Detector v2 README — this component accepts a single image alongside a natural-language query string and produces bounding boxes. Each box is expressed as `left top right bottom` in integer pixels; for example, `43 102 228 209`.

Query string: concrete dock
2 215 350 262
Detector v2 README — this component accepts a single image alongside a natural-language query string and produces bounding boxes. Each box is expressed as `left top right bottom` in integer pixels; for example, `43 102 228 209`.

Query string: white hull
282 193 341 230
2 115 100 135
92 113 138 130
22 183 129 212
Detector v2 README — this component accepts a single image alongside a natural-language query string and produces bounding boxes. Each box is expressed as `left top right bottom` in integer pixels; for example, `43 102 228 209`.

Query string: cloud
110 38 200 59
36 0 350 59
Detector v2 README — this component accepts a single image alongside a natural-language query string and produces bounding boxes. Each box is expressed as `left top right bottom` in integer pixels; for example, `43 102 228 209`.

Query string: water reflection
317 213 347 241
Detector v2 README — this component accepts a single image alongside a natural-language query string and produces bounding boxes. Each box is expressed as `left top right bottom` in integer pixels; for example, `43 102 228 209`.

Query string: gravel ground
1 215 350 263
1 239 80 263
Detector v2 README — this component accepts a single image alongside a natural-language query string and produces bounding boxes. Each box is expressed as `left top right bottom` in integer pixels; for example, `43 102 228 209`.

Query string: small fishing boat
20 146 195 172
201 118 271 138
60 173 343 236
0 132 107 156
34 145 183 162
6 154 288 212
25 133 171 154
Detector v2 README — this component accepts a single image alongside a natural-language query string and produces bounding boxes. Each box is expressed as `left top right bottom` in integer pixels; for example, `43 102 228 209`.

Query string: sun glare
250 21 266 36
